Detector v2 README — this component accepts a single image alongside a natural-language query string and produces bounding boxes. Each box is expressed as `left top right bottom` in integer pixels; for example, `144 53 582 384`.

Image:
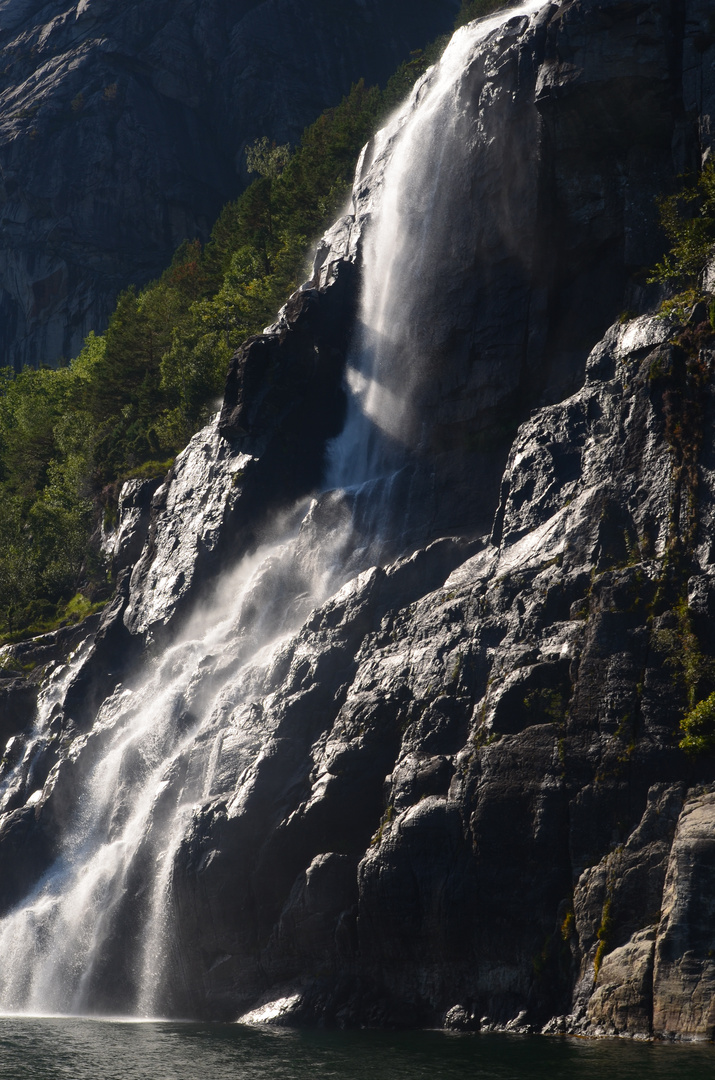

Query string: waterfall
0 499 359 1017
328 0 546 494
0 0 547 1019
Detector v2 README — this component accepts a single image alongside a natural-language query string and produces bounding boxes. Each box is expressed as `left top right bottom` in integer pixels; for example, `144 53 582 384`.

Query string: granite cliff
0 0 459 369
1 0 715 1041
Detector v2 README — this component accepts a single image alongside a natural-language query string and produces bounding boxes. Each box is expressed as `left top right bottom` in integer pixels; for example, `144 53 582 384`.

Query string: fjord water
0 1022 712 1080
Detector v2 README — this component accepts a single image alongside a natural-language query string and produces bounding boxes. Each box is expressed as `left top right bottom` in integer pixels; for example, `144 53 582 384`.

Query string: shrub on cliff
680 692 715 755
650 161 715 315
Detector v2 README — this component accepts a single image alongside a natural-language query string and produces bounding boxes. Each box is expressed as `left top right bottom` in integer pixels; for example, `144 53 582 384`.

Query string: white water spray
328 0 547 491
0 498 357 1016
0 0 548 1018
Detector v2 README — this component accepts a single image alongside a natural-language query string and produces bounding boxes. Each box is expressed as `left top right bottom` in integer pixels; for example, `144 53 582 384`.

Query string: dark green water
0 1020 712 1080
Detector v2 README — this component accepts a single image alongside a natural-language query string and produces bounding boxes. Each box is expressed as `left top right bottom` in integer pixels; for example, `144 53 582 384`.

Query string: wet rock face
5 0 715 1040
653 790 715 1039
218 283 352 468
156 310 715 1034
0 0 459 369
109 477 163 576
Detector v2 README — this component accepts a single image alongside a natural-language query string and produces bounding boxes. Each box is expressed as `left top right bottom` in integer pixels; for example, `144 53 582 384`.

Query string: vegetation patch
560 907 575 942
680 691 715 755
0 654 37 675
370 804 395 846
523 687 565 724
653 594 715 755
0 592 108 647
649 160 715 320
593 896 613 979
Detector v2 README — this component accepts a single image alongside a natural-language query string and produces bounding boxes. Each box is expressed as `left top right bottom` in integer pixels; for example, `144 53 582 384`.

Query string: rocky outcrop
83 302 697 1035
3 0 715 1040
0 0 460 369
652 790 715 1038
157 306 715 1034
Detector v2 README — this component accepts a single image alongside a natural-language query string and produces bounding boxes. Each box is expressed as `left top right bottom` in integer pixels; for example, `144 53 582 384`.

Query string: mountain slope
0 0 459 369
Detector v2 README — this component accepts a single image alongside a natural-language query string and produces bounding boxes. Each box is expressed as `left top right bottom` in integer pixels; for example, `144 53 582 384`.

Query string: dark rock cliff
0 0 459 369
2 0 715 1040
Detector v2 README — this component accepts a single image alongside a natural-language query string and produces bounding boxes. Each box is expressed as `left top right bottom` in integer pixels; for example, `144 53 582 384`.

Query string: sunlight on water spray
328 0 547 492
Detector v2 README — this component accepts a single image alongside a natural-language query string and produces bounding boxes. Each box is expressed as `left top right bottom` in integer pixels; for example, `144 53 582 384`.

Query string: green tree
680 692 715 755
245 136 291 180
650 162 715 291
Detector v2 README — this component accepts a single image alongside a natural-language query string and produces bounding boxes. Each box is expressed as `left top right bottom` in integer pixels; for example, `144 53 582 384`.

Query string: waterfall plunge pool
0 1019 711 1079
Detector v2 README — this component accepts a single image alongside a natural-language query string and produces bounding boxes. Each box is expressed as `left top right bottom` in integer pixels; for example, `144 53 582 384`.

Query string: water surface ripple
0 1020 711 1080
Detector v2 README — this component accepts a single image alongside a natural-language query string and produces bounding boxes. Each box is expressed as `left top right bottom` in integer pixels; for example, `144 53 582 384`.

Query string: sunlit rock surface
159 306 715 1032
652 790 715 1039
2 0 715 1039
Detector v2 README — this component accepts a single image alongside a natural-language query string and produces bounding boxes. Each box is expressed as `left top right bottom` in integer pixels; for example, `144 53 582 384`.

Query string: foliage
657 598 715 709
379 34 452 114
680 691 715 755
654 594 715 756
245 137 291 180
649 161 715 317
593 897 613 979
523 687 565 724
0 33 450 642
560 908 575 942
0 345 102 637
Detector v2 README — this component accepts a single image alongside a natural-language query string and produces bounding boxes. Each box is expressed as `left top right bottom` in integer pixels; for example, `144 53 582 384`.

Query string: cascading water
0 501 360 1016
0 0 547 1019
328 0 546 553
330 0 548 489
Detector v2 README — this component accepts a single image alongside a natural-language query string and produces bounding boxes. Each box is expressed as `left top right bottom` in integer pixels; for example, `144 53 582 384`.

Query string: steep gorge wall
2 0 715 1039
0 0 459 369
